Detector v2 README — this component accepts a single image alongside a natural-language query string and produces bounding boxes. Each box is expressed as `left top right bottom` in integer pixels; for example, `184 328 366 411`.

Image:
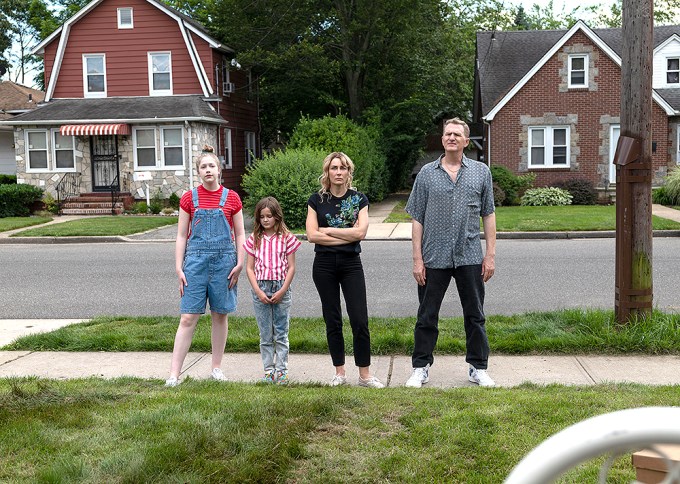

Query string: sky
509 0 617 20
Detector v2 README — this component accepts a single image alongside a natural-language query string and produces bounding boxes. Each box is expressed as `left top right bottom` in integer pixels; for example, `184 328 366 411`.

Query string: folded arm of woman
318 206 368 242
306 206 354 246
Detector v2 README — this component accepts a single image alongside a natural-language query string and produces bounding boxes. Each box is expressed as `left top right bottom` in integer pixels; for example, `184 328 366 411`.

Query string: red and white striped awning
60 124 131 136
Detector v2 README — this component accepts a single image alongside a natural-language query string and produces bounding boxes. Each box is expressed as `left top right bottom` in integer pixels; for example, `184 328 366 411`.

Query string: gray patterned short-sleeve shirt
406 154 495 269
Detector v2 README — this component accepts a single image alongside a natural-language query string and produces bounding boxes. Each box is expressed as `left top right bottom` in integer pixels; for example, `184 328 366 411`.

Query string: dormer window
117 8 133 29
667 58 679 84
148 52 172 96
83 54 107 98
568 54 588 88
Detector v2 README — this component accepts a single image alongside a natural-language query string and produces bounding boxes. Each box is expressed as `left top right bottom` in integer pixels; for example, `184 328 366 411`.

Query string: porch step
61 207 124 215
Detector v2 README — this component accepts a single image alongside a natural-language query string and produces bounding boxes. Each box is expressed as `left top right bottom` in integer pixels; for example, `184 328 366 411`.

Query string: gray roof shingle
5 95 225 124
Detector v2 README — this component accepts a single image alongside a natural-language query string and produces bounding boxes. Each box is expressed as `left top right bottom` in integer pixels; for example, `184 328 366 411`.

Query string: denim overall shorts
179 187 238 314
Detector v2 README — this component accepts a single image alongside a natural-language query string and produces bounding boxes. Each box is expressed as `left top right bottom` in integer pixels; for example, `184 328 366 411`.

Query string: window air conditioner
223 82 235 94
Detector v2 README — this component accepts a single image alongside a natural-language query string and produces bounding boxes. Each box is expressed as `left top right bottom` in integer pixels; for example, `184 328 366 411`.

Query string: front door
91 135 120 191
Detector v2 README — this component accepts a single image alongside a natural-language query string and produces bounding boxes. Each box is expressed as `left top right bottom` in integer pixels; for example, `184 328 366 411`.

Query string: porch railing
55 172 80 215
109 172 120 215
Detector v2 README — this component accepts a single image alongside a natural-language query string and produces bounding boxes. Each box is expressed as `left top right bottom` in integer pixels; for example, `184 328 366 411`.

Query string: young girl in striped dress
244 197 301 384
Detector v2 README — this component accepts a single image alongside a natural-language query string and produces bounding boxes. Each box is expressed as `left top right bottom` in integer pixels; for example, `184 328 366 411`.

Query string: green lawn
0 216 53 232
1 378 677 482
385 203 680 231
12 216 178 237
6 309 680 355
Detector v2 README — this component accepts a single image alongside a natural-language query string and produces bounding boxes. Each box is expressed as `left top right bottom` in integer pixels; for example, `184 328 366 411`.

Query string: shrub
552 178 597 205
521 187 573 206
490 166 535 205
652 186 673 205
0 174 17 185
0 183 44 217
493 182 506 207
131 202 149 214
242 147 327 229
149 189 164 214
42 192 60 214
169 193 180 210
288 114 388 202
663 166 680 205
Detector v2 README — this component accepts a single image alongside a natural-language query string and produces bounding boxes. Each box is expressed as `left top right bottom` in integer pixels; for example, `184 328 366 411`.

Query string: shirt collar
435 154 470 169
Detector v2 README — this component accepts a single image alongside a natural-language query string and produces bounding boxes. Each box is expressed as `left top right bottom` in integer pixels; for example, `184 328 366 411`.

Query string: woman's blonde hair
252 196 288 250
196 144 220 170
318 151 355 199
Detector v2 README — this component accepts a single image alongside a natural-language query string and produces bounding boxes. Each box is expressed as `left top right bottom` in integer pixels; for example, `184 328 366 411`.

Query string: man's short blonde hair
443 118 470 138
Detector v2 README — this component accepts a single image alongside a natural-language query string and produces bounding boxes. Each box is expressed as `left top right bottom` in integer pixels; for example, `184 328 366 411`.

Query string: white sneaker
468 366 495 387
211 368 228 381
165 376 180 387
405 364 430 388
358 376 385 388
330 374 347 386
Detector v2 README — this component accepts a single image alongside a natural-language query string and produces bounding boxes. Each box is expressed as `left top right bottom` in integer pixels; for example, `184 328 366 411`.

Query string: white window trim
223 128 232 169
133 127 158 170
51 128 76 172
82 54 107 98
25 129 50 173
528 126 571 169
117 7 133 29
160 126 185 168
148 52 173 96
667 57 680 86
677 125 680 164
245 131 256 165
568 54 588 88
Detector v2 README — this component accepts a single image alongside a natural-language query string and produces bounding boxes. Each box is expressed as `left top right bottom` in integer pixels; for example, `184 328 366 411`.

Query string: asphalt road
1 238 679 319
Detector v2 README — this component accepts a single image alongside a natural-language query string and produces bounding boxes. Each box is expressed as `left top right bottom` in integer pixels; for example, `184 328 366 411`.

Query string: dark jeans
312 252 371 367
413 265 489 369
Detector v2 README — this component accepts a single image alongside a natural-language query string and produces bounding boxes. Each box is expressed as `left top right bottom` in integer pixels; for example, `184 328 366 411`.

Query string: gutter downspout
483 119 491 167
185 120 193 189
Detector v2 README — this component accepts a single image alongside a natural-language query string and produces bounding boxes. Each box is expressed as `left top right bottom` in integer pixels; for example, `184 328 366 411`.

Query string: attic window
667 58 679 84
118 8 133 29
568 54 588 88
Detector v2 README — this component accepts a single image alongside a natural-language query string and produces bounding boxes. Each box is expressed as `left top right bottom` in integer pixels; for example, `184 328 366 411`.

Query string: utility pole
614 0 653 323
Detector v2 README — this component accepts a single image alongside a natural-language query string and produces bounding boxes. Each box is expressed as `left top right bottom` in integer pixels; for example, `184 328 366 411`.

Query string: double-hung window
223 129 232 169
148 52 172 95
117 7 133 28
245 131 256 165
25 129 76 172
161 127 184 167
529 127 569 168
667 58 680 84
52 130 75 170
134 128 157 168
83 54 106 98
568 54 588 88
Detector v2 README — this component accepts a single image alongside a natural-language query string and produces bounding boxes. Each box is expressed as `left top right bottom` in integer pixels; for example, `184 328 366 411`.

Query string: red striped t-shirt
179 185 243 230
244 231 302 281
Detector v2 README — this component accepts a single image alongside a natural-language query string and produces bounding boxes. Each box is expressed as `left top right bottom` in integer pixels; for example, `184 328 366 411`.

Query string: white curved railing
505 407 680 484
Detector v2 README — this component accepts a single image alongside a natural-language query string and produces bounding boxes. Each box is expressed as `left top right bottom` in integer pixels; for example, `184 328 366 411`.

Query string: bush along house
1 0 259 214
474 20 680 199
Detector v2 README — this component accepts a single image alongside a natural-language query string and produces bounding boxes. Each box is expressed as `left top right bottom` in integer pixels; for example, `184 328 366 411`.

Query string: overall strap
218 187 229 208
191 188 199 208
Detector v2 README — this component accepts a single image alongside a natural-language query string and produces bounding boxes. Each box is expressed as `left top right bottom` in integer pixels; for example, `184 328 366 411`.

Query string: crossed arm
305 205 369 246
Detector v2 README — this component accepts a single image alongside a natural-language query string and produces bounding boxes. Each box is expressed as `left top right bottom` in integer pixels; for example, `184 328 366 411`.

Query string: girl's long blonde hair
318 152 355 200
252 196 289 250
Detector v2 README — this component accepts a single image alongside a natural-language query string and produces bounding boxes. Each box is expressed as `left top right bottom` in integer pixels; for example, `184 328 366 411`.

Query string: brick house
473 20 680 194
0 0 258 212
0 81 45 175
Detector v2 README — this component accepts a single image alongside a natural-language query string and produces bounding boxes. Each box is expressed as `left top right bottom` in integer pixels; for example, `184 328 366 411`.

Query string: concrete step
61 207 124 215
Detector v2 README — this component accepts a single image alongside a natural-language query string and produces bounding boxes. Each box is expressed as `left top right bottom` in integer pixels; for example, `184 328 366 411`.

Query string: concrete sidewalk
2 319 680 387
2 196 680 242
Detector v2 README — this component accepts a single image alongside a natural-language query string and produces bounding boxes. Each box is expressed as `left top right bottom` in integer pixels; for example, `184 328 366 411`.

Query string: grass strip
0 216 52 232
12 216 178 237
384 204 680 231
5 309 680 354
1 378 678 482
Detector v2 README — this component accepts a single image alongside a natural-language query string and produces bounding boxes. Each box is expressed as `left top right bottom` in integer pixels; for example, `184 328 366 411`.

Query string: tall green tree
595 0 680 27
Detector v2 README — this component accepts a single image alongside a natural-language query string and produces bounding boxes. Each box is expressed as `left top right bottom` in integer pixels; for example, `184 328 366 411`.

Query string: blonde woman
305 152 383 388
166 145 245 387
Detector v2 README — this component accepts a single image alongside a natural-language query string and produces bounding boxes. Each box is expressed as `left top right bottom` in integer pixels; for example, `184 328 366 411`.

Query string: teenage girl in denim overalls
166 146 245 387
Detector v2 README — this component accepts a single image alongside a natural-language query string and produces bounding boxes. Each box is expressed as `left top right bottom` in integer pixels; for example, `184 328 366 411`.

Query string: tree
596 0 680 27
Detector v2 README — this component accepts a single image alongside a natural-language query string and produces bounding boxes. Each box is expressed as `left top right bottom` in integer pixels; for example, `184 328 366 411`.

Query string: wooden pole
615 0 653 323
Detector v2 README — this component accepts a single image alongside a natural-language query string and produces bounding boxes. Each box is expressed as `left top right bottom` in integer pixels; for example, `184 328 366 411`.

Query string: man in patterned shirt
404 118 497 388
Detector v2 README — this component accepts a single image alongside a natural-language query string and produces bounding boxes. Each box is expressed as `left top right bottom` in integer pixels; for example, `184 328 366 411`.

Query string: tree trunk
615 0 653 322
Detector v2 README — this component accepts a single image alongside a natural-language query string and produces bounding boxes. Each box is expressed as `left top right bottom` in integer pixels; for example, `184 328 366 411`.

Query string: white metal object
504 407 680 484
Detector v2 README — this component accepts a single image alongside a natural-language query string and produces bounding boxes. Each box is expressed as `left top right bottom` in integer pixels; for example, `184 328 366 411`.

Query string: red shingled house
474 20 680 196
1 0 258 213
